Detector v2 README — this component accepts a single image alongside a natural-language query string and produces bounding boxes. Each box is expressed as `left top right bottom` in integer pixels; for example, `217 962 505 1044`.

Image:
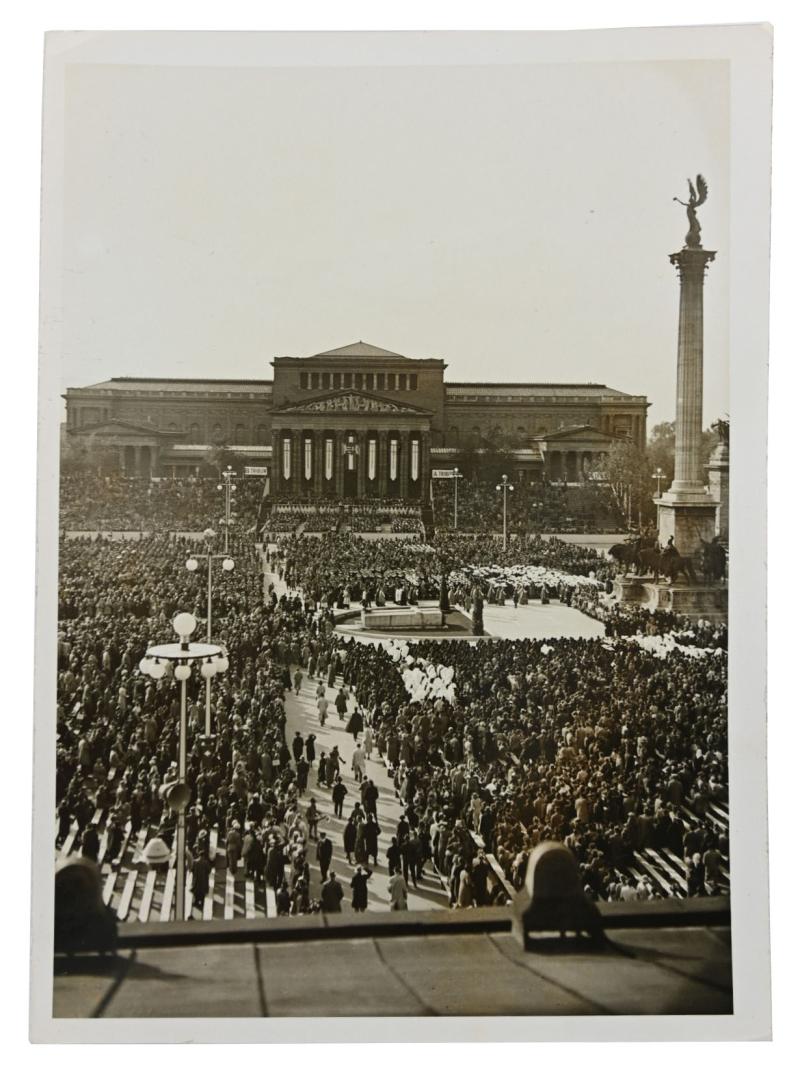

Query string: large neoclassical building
64 341 649 498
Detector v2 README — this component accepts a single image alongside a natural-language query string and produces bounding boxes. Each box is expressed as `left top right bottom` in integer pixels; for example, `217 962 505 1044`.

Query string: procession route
267 569 449 913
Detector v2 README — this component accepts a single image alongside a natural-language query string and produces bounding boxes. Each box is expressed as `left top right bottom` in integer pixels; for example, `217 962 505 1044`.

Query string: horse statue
699 537 727 584
608 541 639 573
609 531 658 575
636 546 697 584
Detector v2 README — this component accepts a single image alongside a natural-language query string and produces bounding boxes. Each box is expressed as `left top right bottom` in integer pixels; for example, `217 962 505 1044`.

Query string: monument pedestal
613 575 728 622
656 496 718 560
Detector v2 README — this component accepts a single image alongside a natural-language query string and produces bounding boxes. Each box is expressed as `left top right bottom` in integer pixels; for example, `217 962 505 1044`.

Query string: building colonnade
547 449 607 483
271 426 431 500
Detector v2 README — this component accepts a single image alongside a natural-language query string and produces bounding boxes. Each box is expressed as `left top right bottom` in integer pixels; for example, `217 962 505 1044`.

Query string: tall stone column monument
656 175 719 559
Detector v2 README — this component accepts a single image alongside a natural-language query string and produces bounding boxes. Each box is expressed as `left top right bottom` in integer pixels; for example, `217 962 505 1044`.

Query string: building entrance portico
270 390 433 501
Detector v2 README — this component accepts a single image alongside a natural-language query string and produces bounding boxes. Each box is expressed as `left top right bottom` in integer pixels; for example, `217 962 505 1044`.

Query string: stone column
667 247 716 494
357 430 367 498
293 430 302 496
378 431 388 497
657 243 718 558
271 430 281 499
399 431 410 499
313 432 324 496
335 431 345 497
420 430 431 503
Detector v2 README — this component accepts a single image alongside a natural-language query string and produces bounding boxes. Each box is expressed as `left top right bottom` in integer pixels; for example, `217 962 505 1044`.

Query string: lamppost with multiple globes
185 528 234 738
217 465 237 554
139 612 228 921
452 467 464 530
495 474 515 551
652 466 665 497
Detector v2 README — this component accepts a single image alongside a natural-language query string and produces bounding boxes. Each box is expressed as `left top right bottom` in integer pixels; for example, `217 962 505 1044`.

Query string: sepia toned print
32 28 772 1041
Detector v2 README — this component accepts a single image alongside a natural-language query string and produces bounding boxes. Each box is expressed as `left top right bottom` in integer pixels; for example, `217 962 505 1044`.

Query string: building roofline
447 381 610 388
84 377 274 387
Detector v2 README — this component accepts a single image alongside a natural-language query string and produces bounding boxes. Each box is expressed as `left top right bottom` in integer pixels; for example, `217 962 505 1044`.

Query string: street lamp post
217 466 237 554
186 529 234 737
452 467 464 530
652 466 665 497
139 612 228 921
495 474 515 551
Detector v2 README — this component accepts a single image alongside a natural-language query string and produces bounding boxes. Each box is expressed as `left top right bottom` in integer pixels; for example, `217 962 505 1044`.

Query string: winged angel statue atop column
673 174 709 248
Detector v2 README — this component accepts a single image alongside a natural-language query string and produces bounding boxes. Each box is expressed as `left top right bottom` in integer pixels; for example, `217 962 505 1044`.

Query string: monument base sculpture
613 575 728 622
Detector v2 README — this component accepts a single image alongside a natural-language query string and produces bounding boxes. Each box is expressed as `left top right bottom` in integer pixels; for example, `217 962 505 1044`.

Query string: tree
598 440 652 528
60 438 119 476
648 422 676 487
204 442 235 476
647 419 725 492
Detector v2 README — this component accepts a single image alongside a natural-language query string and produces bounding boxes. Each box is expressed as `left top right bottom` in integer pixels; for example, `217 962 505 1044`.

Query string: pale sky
60 56 729 427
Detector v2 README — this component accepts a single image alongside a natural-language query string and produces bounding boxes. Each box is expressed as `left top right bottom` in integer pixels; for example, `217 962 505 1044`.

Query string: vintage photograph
31 28 771 1039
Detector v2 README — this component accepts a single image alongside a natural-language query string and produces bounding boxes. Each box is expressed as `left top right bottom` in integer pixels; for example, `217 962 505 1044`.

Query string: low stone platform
52 907 732 1020
361 605 443 630
614 576 728 622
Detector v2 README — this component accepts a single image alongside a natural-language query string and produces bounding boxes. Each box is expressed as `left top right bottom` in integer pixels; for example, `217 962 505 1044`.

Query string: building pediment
68 420 183 440
534 424 616 444
274 389 432 417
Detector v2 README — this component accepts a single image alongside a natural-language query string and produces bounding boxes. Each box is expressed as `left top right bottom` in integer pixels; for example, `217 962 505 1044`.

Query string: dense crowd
262 500 423 539
274 532 615 610
60 474 264 533
432 478 625 535
340 634 729 902
56 478 728 915
56 531 377 915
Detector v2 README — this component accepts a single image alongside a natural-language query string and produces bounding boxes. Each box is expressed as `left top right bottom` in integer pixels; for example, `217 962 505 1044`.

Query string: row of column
600 413 645 448
271 428 431 499
547 449 606 483
118 444 154 476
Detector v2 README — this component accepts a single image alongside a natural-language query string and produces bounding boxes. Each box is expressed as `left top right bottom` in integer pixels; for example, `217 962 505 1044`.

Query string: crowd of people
337 633 729 902
273 531 616 612
55 472 729 917
56 525 437 915
262 500 424 540
60 473 264 534
432 478 625 536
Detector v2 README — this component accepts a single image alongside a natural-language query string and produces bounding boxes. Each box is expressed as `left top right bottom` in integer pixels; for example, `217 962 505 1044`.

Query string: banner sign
244 466 268 476
432 469 457 478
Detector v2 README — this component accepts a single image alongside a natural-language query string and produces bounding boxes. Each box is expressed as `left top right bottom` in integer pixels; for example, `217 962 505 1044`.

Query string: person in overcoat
316 831 333 882
363 813 381 866
354 818 369 865
343 815 357 864
350 865 372 912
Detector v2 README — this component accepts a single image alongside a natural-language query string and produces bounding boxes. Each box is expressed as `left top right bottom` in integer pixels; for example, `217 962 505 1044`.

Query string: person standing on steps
362 725 373 760
317 692 329 727
316 831 333 882
350 865 372 912
388 868 409 911
320 871 344 913
351 742 366 783
306 797 320 840
335 686 349 721
343 813 357 864
332 776 348 818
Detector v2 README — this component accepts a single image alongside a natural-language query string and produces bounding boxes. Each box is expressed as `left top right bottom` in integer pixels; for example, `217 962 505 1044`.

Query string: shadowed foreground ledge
54 901 732 1018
